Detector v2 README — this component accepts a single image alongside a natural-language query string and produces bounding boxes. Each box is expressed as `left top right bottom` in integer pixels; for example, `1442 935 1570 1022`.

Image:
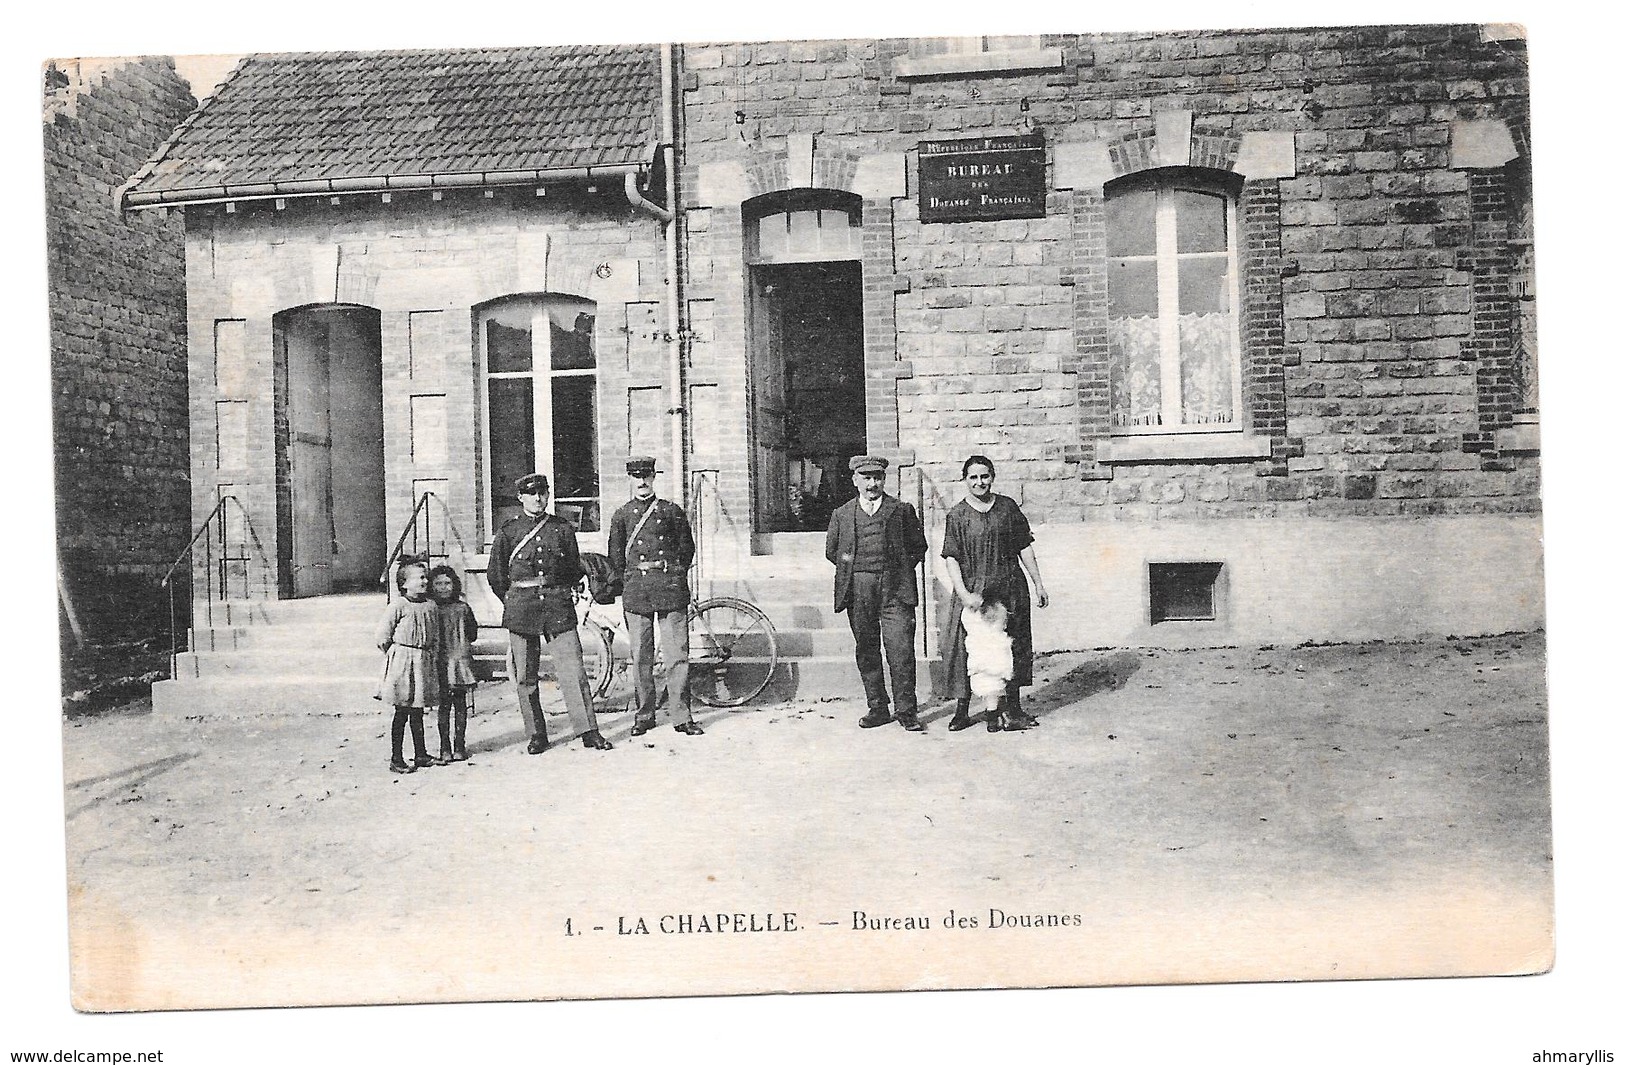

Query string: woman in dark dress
941 455 1050 732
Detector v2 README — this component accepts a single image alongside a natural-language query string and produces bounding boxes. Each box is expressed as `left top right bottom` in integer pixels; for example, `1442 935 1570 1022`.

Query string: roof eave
122 160 649 212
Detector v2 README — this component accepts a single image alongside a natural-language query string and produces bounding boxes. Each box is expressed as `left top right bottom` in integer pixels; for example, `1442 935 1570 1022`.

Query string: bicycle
573 585 780 708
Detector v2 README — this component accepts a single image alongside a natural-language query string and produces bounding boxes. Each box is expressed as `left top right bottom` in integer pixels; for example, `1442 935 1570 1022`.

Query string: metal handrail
160 494 273 680
160 496 230 589
379 491 469 597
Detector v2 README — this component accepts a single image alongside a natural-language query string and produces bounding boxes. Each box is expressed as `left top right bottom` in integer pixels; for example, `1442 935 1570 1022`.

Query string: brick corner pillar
1240 177 1293 478
860 196 905 457
1065 186 1114 482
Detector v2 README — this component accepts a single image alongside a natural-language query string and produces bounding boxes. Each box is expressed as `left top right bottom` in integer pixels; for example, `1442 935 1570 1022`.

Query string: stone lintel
1234 131 1296 180
1155 110 1194 168
1053 141 1114 190
1451 119 1520 170
852 152 907 200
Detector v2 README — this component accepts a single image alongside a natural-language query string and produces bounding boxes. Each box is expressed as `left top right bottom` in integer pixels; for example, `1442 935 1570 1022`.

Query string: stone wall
183 187 667 592
677 26 1537 528
45 58 195 638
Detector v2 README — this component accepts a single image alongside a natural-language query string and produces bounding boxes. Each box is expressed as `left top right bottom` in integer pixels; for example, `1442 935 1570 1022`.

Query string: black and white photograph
8 4 1620 1062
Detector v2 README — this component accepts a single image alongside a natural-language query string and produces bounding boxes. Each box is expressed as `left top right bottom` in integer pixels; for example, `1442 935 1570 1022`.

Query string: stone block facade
183 188 668 594
45 58 195 638
677 26 1537 533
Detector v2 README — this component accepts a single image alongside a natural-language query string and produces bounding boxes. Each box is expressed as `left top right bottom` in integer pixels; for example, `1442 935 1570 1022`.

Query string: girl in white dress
376 561 443 773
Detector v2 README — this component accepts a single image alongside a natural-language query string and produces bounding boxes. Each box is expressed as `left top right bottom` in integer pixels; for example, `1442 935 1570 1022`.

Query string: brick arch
742 144 864 198
1103 122 1243 182
1065 119 1293 480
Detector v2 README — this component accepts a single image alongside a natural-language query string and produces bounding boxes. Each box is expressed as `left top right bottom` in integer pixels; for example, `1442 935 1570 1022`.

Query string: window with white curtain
478 295 601 532
1106 170 1243 433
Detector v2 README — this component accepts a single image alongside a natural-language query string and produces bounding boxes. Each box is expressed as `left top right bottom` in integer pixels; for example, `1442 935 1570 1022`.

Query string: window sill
1097 433 1272 464
894 48 1065 79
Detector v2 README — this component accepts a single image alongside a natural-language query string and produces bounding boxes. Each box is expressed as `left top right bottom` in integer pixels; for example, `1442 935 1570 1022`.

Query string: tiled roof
123 44 660 206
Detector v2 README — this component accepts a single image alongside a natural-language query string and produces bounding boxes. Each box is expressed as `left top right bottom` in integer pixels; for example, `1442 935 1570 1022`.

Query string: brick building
124 27 1540 680
46 57 196 639
675 25 1540 649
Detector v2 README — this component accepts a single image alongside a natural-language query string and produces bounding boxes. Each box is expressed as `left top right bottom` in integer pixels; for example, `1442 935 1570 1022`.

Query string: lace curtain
1109 312 1235 427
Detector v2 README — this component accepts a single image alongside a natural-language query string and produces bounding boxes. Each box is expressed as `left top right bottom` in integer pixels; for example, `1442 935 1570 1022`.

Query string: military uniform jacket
824 495 928 613
486 512 584 638
607 497 695 616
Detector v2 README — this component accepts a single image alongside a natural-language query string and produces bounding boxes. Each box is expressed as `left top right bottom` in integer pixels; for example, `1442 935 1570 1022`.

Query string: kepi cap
626 455 657 477
849 454 889 475
514 473 550 497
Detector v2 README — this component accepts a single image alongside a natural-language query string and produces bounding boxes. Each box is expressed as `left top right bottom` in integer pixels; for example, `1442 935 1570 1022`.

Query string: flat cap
849 455 889 475
626 455 657 476
514 473 550 497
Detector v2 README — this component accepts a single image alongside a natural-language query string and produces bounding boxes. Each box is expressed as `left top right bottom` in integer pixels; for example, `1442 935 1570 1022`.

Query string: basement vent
1149 562 1223 624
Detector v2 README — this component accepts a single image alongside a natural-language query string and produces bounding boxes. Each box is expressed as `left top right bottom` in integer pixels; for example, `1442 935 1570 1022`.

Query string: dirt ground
58 632 1553 1010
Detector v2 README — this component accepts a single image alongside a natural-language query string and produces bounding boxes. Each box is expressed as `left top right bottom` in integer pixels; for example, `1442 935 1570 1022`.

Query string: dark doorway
272 305 385 597
747 261 867 533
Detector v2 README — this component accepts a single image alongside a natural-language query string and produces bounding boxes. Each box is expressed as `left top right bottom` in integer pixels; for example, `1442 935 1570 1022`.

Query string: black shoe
389 758 415 774
630 721 655 737
526 735 549 755
582 731 614 750
859 711 892 729
947 711 974 732
1005 711 1039 730
986 713 1004 733
674 722 705 736
896 714 925 732
414 753 446 769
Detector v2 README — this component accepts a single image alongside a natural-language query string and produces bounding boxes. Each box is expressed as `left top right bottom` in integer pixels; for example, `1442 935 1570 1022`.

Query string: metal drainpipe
626 45 688 512
661 44 688 514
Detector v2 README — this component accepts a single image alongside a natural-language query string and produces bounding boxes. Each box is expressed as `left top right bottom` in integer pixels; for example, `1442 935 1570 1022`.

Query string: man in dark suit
486 473 613 754
607 455 702 737
825 455 929 732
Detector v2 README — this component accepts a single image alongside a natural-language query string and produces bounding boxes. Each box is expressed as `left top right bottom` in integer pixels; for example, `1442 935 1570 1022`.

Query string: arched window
746 189 862 264
478 295 600 532
1106 169 1243 433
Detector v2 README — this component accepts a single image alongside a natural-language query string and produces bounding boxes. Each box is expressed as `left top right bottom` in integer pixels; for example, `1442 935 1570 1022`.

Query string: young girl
429 564 479 762
376 560 444 774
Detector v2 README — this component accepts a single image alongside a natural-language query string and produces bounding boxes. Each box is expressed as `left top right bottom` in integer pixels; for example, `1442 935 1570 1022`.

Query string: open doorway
748 261 867 532
272 305 385 597
745 190 868 534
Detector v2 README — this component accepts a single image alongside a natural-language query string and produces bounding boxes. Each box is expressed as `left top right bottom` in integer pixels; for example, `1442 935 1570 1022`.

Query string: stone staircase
151 533 939 718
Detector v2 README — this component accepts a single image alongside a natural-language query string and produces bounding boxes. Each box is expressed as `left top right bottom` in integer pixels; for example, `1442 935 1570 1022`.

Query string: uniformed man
607 456 702 737
825 455 929 732
486 473 613 754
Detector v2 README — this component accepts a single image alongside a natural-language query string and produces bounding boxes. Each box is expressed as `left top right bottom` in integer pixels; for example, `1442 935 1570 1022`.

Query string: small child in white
960 599 1014 722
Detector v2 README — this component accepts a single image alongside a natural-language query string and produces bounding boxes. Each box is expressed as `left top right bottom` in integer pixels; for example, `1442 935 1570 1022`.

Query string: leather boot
948 699 973 732
527 717 549 755
437 706 454 760
1002 690 1038 730
452 703 469 761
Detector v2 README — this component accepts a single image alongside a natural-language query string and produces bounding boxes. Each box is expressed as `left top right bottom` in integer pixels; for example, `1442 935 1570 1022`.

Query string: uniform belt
392 641 425 649
510 579 571 591
633 561 673 572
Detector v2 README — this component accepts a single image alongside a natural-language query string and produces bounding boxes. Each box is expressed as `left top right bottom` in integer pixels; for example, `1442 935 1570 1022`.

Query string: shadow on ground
1025 651 1142 718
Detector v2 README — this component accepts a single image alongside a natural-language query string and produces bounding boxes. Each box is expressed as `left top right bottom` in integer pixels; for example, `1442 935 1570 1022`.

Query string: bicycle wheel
687 596 778 707
577 618 616 701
